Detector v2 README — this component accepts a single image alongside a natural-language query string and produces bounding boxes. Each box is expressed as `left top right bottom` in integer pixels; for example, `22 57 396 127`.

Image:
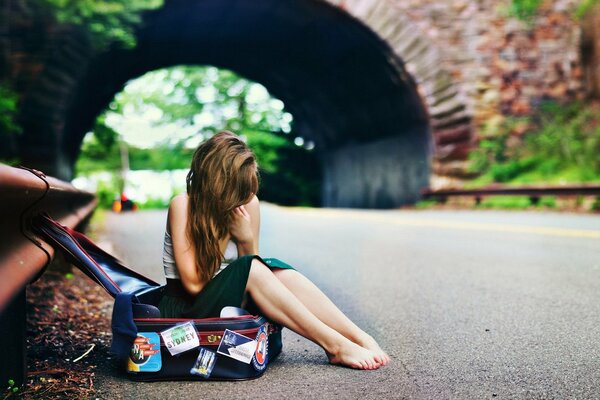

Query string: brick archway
333 0 474 179
18 0 472 208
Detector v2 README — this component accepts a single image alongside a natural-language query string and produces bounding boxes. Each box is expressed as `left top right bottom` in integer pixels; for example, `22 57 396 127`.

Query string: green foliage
0 84 21 136
414 199 439 209
508 0 599 20
526 101 600 179
77 138 194 173
469 116 529 177
575 0 600 18
4 378 20 398
469 100 600 186
38 0 163 50
415 195 557 211
0 83 22 164
487 157 538 183
538 196 557 208
75 119 121 174
508 0 543 20
128 142 194 171
136 197 171 209
95 177 120 208
478 196 533 209
77 65 320 206
476 195 556 209
115 66 293 135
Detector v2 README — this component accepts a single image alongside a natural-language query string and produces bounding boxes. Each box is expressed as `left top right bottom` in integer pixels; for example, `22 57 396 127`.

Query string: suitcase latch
207 334 222 343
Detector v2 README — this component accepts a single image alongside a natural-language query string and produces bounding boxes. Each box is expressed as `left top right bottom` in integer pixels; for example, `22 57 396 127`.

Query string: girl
158 131 390 370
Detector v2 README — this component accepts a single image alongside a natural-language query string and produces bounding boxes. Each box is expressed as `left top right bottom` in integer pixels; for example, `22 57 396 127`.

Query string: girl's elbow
183 281 203 296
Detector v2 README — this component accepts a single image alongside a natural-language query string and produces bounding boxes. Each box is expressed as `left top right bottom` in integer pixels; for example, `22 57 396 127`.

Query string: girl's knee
248 258 273 281
247 259 280 295
272 268 298 284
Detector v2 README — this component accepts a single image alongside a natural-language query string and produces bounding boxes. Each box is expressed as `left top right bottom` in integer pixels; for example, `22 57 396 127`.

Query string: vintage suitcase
32 214 282 381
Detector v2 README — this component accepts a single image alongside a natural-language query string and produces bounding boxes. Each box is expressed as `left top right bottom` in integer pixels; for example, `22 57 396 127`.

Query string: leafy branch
37 0 163 50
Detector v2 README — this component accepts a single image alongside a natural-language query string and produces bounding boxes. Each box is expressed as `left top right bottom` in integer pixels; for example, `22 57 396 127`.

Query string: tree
38 0 163 50
0 84 21 163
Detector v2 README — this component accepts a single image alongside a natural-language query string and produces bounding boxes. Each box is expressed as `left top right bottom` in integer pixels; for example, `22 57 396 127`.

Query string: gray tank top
163 229 238 279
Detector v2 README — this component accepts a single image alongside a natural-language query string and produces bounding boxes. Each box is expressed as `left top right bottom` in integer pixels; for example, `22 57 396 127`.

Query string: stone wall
336 0 587 188
581 4 600 99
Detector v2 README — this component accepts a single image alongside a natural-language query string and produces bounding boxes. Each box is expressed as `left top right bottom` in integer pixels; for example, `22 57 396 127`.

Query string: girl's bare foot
326 340 382 370
356 335 391 366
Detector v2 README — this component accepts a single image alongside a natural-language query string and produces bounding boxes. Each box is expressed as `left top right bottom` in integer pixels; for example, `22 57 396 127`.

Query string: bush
469 100 600 185
136 197 170 209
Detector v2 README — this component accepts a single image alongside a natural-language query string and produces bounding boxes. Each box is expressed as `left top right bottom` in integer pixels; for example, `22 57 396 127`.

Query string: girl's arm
168 194 205 295
231 195 260 256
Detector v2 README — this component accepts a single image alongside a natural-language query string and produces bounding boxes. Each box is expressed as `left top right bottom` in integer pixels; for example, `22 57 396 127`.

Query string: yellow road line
390 218 600 239
283 207 600 239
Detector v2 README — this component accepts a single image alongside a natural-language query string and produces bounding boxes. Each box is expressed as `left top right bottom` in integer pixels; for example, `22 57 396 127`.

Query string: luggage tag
216 329 257 364
160 321 200 356
127 333 162 372
190 347 217 378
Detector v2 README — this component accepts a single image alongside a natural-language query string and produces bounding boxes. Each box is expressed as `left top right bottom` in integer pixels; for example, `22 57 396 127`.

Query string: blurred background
2 2 600 398
0 0 599 210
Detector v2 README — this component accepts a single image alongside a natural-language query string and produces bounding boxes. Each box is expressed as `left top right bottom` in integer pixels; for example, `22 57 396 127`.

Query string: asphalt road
94 205 600 399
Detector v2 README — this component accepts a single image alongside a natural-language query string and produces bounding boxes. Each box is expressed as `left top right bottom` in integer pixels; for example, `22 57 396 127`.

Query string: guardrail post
0 290 26 387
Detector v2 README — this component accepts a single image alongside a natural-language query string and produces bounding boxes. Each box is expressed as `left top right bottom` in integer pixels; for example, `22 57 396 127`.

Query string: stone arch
18 0 470 208
332 0 475 180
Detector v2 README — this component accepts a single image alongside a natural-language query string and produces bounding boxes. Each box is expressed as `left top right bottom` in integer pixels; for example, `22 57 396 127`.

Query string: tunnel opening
21 0 431 208
73 65 322 208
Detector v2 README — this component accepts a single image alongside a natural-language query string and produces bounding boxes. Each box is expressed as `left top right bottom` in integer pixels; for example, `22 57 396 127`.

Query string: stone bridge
3 0 594 208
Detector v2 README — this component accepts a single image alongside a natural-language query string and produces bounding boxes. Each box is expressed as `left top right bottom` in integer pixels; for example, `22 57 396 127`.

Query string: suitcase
32 214 282 381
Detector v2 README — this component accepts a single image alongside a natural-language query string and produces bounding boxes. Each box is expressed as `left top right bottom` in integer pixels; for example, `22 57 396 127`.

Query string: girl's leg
272 268 390 365
246 259 380 370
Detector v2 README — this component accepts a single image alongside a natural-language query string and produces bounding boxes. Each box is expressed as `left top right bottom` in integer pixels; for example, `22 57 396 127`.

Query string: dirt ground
8 265 114 399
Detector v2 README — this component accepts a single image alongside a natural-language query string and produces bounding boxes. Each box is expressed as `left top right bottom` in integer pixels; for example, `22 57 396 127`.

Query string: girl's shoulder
168 194 189 227
170 193 189 210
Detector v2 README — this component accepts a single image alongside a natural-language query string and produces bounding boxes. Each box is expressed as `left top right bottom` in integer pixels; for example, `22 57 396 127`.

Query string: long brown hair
186 131 259 282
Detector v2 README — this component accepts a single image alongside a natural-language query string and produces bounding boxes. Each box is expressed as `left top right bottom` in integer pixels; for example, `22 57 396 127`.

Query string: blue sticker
252 325 268 371
127 333 162 373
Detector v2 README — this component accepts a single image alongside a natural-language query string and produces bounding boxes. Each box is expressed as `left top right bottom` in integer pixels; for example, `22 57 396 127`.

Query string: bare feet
326 340 382 370
356 335 391 366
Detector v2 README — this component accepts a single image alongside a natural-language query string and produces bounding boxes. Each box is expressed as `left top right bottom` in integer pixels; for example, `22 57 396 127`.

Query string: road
94 205 600 399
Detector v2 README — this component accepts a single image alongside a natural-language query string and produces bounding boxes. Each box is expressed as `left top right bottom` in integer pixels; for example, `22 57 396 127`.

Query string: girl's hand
229 205 254 245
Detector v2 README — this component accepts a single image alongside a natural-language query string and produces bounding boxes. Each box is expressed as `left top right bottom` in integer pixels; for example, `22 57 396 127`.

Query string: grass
436 100 600 212
467 100 600 188
416 194 600 212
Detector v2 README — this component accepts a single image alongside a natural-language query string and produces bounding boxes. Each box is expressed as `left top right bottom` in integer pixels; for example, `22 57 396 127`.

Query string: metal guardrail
421 184 600 204
0 163 96 386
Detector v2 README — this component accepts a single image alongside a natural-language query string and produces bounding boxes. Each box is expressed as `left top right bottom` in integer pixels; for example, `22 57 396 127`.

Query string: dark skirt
158 255 296 319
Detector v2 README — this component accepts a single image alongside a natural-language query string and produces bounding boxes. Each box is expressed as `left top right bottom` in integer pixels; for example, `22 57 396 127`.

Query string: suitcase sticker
160 321 200 356
216 329 257 364
190 348 217 378
252 325 268 371
127 333 162 372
